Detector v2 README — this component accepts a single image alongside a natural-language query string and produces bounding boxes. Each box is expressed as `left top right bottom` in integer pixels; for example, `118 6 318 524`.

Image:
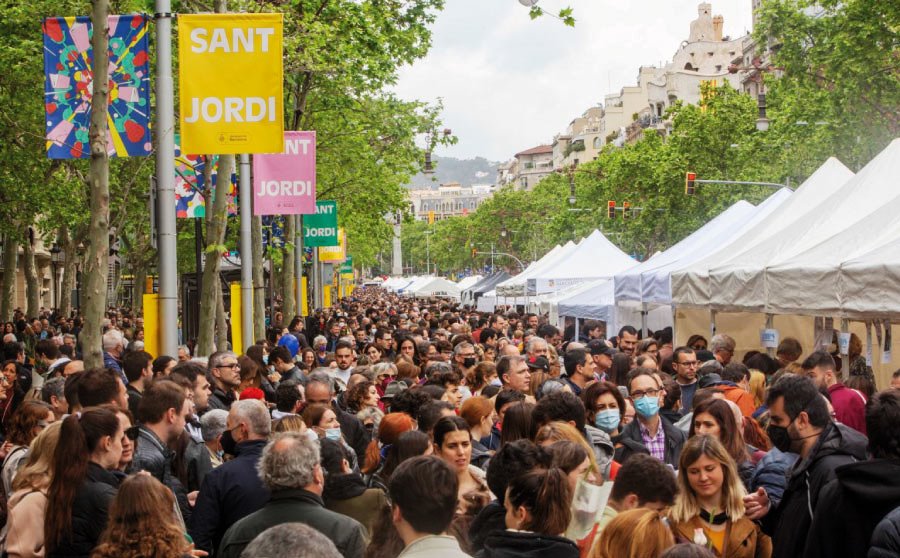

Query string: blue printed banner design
43 15 151 159
175 135 238 218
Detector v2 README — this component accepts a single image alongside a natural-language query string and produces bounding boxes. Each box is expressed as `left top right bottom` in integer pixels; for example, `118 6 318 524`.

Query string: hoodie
584 425 615 479
477 530 579 558
803 458 900 558
764 422 868 558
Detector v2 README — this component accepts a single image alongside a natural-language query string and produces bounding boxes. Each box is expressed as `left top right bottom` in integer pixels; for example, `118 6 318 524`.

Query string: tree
80 0 112 368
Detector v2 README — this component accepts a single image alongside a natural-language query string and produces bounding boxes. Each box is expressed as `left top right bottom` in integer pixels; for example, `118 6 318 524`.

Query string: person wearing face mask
190 400 272 556
616 368 687 468
583 381 626 438
743 375 867 558
454 342 479 377
302 403 359 472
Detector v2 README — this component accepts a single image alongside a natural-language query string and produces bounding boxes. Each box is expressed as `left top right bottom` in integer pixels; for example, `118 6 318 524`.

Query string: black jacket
804 458 900 558
336 405 371 461
189 439 269 555
207 387 235 411
47 462 120 558
615 416 686 467
126 384 142 417
469 501 507 555
218 489 366 558
128 426 193 522
870 505 900 558
477 530 579 558
763 422 868 558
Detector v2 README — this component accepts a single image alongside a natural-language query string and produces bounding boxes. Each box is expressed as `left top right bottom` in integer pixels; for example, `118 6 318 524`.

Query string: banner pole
155 0 178 356
239 154 253 347
295 215 303 317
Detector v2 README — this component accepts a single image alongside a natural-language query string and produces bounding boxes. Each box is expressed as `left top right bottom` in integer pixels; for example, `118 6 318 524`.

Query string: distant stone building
601 3 746 146
408 182 495 222
552 106 603 170
513 145 553 190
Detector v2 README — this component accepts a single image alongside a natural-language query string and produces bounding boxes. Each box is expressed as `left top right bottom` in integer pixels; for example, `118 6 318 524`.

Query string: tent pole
641 302 649 338
841 318 850 375
671 305 677 346
710 310 717 338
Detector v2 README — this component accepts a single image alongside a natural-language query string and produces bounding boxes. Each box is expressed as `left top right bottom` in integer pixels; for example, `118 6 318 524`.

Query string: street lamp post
424 230 433 275
50 243 61 311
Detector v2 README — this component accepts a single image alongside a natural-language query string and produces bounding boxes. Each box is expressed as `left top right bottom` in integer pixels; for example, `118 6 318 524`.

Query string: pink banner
253 131 316 215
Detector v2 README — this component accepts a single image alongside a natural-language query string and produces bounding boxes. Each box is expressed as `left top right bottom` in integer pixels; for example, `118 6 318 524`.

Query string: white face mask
305 429 319 443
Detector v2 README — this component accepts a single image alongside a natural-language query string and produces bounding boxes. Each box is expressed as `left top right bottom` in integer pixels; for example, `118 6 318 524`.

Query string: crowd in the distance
0 290 899 558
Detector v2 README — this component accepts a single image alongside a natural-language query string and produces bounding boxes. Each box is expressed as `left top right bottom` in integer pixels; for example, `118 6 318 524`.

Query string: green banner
302 200 338 247
340 256 353 274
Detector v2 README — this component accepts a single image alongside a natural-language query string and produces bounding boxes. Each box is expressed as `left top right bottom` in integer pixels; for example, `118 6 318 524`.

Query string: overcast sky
392 0 753 162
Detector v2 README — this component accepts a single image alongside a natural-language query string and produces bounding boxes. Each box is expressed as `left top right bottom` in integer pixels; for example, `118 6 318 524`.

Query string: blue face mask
594 409 621 433
634 395 660 418
325 427 342 441
262 354 269 364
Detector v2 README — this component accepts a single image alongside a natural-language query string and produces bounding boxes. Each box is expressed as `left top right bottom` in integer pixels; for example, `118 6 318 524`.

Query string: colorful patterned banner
174 135 238 218
43 15 151 159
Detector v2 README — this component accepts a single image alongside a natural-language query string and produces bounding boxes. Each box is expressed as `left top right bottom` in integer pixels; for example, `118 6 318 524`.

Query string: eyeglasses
631 389 661 399
125 425 140 440
677 360 699 367
220 363 241 370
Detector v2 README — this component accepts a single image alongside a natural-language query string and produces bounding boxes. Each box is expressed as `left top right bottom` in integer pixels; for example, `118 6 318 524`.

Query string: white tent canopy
556 279 671 334
405 277 461 299
614 200 757 306
750 139 900 316
526 230 636 295
841 237 900 318
495 241 577 297
671 157 855 308
707 144 900 314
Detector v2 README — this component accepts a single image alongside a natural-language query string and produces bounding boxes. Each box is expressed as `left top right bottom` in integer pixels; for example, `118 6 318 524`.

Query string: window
593 136 602 149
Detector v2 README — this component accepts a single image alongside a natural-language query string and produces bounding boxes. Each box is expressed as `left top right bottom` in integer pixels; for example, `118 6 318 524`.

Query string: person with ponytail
361 412 415 491
44 407 124 558
479 468 579 558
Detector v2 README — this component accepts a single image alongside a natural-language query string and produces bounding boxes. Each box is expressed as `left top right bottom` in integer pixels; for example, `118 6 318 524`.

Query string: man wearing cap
588 340 615 381
527 355 551 376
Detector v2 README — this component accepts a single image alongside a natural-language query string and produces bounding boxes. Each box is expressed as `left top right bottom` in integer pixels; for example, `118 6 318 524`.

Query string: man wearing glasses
617 369 686 467
672 346 700 414
208 351 242 411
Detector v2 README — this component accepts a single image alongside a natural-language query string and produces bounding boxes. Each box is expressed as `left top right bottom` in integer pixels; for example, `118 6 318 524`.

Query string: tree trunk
22 227 40 318
133 265 146 312
281 216 295 318
0 235 18 322
81 0 111 369
251 215 265 340
196 155 234 356
215 277 228 351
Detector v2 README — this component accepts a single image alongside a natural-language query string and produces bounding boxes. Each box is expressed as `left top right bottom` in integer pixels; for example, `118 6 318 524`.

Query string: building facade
513 145 553 190
408 182 495 222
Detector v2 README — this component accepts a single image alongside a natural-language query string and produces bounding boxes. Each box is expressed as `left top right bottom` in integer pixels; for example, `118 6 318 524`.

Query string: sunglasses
125 425 140 441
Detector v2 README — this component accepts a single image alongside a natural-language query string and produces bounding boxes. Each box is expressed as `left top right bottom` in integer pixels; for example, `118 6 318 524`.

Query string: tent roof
614 200 758 304
708 143 898 313
671 157 854 308
529 230 636 284
496 241 578 296
455 275 483 291
406 277 461 298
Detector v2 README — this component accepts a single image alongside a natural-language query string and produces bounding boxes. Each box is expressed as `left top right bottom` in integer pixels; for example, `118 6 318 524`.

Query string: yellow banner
142 294 159 358
318 227 346 262
178 14 284 154
229 283 244 355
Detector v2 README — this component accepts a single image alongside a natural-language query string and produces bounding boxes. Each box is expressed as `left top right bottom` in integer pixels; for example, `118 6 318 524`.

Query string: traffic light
607 201 616 219
471 248 477 259
623 201 631 219
685 172 697 195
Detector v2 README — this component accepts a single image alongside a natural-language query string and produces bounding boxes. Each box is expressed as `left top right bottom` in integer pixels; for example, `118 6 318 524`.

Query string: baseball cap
382 381 408 400
588 340 616 357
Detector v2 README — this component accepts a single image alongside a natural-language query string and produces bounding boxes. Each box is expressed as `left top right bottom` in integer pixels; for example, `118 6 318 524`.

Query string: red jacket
828 382 867 434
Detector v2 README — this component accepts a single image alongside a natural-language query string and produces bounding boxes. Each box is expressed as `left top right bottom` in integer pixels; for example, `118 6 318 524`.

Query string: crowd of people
1 290 899 558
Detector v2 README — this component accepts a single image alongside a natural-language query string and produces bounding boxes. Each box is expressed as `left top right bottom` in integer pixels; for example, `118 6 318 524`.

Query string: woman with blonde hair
591 508 675 558
535 421 601 481
91 474 199 558
668 435 771 558
4 422 62 558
